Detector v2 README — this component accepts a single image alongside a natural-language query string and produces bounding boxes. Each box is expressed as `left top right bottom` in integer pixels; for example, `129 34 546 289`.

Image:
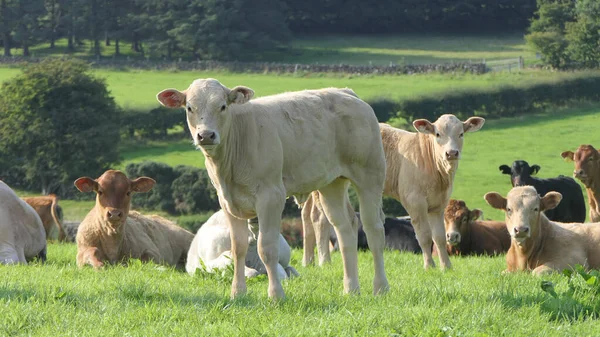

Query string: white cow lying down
186 210 299 279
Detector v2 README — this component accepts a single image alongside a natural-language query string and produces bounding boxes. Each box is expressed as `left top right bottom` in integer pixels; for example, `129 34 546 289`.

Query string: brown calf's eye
98 191 103 196
127 191 131 196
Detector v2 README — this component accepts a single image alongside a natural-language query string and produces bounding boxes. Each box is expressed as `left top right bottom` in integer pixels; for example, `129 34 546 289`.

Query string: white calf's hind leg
301 196 317 266
314 198 334 266
354 186 389 295
318 179 360 294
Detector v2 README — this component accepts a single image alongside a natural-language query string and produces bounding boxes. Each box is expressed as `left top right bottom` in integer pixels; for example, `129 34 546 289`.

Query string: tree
0 0 14 56
566 0 600 67
13 0 45 56
0 59 120 195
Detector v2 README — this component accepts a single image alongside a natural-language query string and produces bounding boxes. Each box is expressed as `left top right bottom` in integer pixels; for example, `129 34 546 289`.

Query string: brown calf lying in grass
74 170 194 269
485 186 600 275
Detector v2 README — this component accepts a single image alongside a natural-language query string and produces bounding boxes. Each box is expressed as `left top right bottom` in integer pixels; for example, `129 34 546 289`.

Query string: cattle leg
224 211 250 299
301 200 317 266
314 199 333 266
77 247 105 269
429 212 452 269
355 186 389 295
318 179 360 294
256 190 286 300
405 204 435 269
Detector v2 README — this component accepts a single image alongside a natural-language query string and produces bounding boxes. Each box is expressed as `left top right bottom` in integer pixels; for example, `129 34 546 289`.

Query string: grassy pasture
1 245 598 336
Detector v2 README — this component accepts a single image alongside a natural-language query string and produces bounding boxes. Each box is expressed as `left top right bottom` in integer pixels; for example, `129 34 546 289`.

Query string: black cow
499 160 586 223
331 214 421 253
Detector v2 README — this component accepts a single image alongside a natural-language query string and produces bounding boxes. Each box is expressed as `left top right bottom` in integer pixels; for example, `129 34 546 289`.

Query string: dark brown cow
21 194 66 242
561 145 600 222
443 199 510 256
74 170 194 269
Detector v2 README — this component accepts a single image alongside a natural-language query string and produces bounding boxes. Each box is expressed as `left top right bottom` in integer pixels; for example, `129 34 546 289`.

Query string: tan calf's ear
413 119 435 135
484 192 507 210
131 177 156 193
470 209 483 221
156 89 186 108
463 117 485 133
560 151 574 162
227 86 254 105
541 192 562 211
74 177 97 193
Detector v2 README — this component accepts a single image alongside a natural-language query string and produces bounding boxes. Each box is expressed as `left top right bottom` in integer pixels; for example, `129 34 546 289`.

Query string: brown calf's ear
74 177 97 193
484 192 507 210
541 192 562 211
499 165 511 175
463 117 485 133
470 209 483 221
560 151 574 162
156 89 186 108
530 165 541 175
413 119 435 135
227 86 254 105
131 177 156 193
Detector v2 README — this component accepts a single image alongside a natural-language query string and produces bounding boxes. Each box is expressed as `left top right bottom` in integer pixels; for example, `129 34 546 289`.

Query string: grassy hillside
1 246 598 336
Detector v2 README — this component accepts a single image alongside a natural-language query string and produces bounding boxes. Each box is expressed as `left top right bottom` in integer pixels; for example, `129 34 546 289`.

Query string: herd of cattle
3 78 600 300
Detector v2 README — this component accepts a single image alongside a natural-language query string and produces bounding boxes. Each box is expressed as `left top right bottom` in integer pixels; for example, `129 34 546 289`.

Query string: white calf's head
413 114 485 164
156 78 254 151
484 186 562 244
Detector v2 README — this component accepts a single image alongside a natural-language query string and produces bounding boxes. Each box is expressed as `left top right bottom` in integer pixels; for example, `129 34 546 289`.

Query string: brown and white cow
22 194 66 242
74 170 194 269
0 181 46 264
561 145 600 222
157 79 388 299
485 186 600 275
302 115 485 270
443 199 510 256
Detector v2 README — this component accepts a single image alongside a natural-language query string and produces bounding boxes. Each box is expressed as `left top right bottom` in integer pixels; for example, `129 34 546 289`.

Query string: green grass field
1 245 598 336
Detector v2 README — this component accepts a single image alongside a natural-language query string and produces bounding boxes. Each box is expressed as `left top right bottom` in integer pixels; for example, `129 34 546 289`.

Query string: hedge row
369 73 600 123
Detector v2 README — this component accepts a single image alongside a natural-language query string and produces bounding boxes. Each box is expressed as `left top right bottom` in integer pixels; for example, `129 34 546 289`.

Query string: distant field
9 34 536 66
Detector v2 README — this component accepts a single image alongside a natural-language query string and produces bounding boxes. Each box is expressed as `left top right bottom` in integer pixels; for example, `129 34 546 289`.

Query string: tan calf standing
485 186 600 275
22 194 66 242
74 170 194 269
561 145 600 222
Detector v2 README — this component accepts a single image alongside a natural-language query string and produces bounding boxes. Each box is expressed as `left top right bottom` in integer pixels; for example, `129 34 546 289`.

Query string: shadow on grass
483 104 600 132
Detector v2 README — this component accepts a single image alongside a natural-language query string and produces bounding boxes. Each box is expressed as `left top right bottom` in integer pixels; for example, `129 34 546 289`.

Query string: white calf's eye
459 133 464 138
221 104 226 111
533 207 538 212
187 106 192 113
436 133 440 138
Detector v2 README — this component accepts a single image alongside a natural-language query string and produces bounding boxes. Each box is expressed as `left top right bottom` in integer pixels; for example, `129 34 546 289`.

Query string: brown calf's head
156 78 254 153
484 186 561 245
561 145 600 188
444 199 483 246
413 114 485 165
74 170 155 228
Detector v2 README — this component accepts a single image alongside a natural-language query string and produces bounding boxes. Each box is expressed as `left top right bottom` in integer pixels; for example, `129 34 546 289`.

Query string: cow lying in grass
186 210 298 279
443 199 510 256
484 186 600 275
0 181 46 264
74 170 194 269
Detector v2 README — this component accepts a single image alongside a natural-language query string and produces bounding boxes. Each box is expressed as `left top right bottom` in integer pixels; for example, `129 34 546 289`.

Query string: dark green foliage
171 165 219 214
122 106 182 139
368 98 400 122
393 73 600 122
0 58 120 195
126 161 178 213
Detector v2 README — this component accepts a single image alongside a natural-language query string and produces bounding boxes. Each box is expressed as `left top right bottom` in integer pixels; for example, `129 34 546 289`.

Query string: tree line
0 0 537 61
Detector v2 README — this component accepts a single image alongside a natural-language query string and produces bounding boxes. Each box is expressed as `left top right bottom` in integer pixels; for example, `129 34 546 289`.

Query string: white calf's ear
131 177 156 193
541 192 562 211
463 117 485 133
413 119 435 135
156 89 186 108
74 177 97 193
484 192 507 210
560 151 574 162
228 86 254 105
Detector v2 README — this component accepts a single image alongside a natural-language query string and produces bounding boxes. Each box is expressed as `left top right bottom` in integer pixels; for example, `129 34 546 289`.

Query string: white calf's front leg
429 211 452 270
224 211 250 299
256 190 286 300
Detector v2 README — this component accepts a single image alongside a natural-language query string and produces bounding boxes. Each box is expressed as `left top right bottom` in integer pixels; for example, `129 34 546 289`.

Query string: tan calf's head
413 114 485 163
444 199 482 246
74 170 155 228
156 78 254 152
484 186 562 244
561 145 600 188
